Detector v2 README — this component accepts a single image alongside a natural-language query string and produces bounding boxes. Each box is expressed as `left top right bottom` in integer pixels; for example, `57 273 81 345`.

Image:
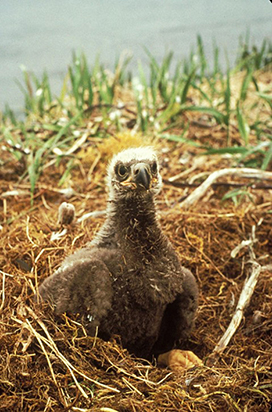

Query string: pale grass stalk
104 353 173 387
25 215 36 246
122 377 143 396
25 319 68 405
25 306 119 394
0 271 6 312
0 270 13 312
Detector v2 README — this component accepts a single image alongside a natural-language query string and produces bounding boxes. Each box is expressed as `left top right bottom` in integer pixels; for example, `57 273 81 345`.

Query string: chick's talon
158 349 203 371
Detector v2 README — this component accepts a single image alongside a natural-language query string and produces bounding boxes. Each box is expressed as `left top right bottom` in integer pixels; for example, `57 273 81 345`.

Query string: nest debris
0 135 272 412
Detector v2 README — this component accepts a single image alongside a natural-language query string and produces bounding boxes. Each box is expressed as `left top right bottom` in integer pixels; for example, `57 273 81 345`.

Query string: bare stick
213 261 261 354
180 168 272 209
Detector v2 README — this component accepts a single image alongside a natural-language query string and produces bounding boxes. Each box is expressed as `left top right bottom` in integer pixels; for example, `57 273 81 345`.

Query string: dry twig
180 168 272 209
213 261 261 354
213 227 263 354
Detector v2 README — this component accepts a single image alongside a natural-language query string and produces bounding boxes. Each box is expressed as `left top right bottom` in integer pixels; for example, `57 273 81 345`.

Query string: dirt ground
0 130 272 411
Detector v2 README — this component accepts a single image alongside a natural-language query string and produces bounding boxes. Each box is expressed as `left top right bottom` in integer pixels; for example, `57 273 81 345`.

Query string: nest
0 135 272 411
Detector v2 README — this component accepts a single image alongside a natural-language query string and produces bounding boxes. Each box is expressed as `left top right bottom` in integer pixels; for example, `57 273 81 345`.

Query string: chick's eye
117 164 128 177
151 161 158 174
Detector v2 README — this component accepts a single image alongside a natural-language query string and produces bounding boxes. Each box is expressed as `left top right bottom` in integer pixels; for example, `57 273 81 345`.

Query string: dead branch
213 261 261 355
213 226 263 355
163 179 272 191
180 168 272 209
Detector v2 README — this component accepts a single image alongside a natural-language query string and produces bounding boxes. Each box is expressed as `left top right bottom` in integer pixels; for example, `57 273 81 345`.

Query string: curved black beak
134 164 151 190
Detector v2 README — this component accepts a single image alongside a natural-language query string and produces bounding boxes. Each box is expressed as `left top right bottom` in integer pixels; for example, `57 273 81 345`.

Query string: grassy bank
1 36 272 203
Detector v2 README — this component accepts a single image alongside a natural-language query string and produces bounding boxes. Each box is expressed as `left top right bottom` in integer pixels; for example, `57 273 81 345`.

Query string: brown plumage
38 147 199 364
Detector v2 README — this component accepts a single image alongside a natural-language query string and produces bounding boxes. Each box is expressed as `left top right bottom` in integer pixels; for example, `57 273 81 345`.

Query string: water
1 0 271 114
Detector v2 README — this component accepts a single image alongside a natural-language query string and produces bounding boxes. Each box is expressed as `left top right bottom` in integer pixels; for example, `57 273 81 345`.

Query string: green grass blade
180 105 225 124
137 61 149 105
197 34 207 78
160 131 202 147
261 141 272 170
212 39 220 75
224 69 231 126
236 104 250 145
204 146 249 155
257 92 272 109
180 69 196 104
222 188 253 206
240 66 253 101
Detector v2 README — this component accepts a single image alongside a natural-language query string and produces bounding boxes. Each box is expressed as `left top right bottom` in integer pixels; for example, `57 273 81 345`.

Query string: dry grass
1 125 272 411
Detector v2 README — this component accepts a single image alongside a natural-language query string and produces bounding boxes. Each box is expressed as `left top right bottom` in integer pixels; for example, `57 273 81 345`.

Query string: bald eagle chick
38 147 202 370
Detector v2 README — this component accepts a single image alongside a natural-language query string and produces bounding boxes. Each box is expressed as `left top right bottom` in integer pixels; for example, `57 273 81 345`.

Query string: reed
1 35 272 199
